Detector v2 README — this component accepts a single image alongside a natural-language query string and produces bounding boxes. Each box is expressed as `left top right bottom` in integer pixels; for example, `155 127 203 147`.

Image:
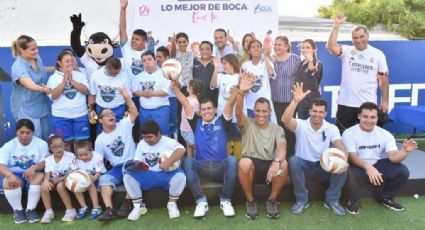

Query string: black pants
273 102 296 158
335 104 359 134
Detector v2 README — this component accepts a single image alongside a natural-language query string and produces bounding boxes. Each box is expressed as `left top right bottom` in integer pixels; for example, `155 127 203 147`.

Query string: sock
45 208 53 213
26 185 41 210
4 188 23 210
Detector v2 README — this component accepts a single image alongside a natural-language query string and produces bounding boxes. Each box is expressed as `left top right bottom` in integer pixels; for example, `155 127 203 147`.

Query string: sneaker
266 200 279 219
127 203 147 221
346 200 360 215
76 207 89 219
193 201 209 219
88 208 102 220
40 211 54 224
98 207 117 221
62 209 77 222
324 201 346 216
13 209 27 224
167 202 180 219
377 197 405 211
25 209 40 223
291 201 310 215
220 201 235 217
116 199 133 218
245 201 257 220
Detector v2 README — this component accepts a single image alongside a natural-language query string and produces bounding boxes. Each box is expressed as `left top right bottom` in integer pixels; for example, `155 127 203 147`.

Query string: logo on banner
139 5 150 16
254 4 272 14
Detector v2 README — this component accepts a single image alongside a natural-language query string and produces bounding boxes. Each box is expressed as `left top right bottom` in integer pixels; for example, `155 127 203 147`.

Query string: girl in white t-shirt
211 54 242 158
40 136 76 223
47 50 90 151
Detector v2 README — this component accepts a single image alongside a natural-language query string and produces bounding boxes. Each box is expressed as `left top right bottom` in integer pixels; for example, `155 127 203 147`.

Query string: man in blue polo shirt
171 81 238 218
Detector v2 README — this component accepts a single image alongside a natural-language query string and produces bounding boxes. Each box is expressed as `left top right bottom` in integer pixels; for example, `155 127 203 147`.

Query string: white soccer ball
320 148 348 174
162 59 182 81
65 170 92 193
160 151 180 171
223 83 238 100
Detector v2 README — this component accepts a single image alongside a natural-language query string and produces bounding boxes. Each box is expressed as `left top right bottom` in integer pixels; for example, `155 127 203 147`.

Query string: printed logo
63 82 77 99
250 75 263 93
142 152 160 167
13 155 35 169
107 136 125 157
254 4 272 14
140 81 155 91
99 85 117 103
139 5 150 16
131 58 144 75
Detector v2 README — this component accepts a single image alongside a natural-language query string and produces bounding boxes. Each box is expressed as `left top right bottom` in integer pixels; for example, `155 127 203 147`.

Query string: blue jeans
182 156 238 203
289 156 347 203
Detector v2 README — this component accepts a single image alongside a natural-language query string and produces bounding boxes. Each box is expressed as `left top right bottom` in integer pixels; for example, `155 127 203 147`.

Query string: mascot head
85 32 118 64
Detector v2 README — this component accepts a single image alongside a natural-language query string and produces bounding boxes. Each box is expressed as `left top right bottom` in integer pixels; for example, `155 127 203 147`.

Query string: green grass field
1 197 425 230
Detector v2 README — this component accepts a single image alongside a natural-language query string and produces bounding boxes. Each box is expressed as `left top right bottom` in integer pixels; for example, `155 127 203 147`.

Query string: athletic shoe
377 197 405 211
40 211 54 224
76 207 89 219
324 201 346 216
291 201 310 215
13 209 27 224
88 208 102 220
62 209 77 222
266 200 279 219
245 201 257 220
25 209 40 223
127 204 147 221
116 199 133 217
346 200 360 215
193 201 209 218
167 202 180 219
220 201 235 217
98 207 117 221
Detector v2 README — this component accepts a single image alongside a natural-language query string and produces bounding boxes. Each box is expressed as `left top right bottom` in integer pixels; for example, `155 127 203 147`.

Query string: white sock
4 188 23 210
26 185 41 210
45 208 53 213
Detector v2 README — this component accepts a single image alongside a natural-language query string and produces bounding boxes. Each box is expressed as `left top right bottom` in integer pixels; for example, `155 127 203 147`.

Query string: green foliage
318 0 425 39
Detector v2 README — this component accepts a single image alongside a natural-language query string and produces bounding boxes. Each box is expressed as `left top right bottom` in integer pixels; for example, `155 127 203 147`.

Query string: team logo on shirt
250 75 263 93
142 152 160 167
63 82 77 99
13 155 36 169
52 169 69 178
131 58 144 75
99 85 117 102
140 81 155 91
107 136 125 157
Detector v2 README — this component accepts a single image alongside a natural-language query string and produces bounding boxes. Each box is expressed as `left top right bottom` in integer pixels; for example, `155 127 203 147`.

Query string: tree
318 0 425 40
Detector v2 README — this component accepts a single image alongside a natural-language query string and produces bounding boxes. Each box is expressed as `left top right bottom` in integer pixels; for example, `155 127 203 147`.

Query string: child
210 54 242 158
180 79 202 157
71 140 106 219
40 135 76 223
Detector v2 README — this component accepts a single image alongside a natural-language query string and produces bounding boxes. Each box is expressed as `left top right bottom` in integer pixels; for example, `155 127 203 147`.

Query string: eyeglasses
100 112 116 118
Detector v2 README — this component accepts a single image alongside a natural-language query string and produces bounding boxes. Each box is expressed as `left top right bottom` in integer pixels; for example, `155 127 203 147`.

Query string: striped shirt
270 54 301 102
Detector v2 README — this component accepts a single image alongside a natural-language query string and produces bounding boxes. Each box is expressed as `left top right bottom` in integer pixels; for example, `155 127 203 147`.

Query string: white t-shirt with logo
121 41 146 80
338 45 388 107
47 70 89 118
294 118 341 162
0 137 48 173
71 151 106 175
89 66 130 109
342 124 397 165
44 151 75 178
215 73 239 120
132 69 170 109
134 136 185 172
95 116 135 166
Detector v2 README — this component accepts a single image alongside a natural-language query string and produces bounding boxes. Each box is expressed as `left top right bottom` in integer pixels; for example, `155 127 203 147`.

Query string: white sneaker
167 202 180 219
127 203 147 221
62 209 76 222
193 201 208 218
220 201 235 217
40 211 54 224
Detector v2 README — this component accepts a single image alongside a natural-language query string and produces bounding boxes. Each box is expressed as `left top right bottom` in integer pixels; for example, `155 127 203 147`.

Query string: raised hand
402 139 418 152
239 72 255 92
335 12 347 25
120 0 128 9
292 82 311 103
117 87 130 99
70 13 85 29
213 56 220 68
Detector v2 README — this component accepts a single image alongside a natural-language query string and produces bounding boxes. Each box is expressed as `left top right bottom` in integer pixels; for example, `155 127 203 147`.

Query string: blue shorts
247 108 271 121
169 97 178 134
0 172 30 191
51 114 90 141
181 131 195 145
139 105 170 136
98 164 124 189
125 169 183 191
96 104 126 134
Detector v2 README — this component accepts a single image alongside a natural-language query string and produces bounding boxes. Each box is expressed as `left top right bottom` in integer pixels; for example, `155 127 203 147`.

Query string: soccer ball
65 170 92 192
320 148 348 174
223 83 238 100
162 59 182 81
160 151 180 171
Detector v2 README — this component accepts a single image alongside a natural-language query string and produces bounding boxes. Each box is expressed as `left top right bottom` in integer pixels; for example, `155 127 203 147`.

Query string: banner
133 0 278 48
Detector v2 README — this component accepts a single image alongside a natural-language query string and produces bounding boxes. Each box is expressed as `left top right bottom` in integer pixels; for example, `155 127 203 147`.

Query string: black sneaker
266 200 279 219
116 199 133 218
98 207 117 221
25 209 40 223
245 201 257 220
346 200 360 215
13 209 27 224
377 198 405 211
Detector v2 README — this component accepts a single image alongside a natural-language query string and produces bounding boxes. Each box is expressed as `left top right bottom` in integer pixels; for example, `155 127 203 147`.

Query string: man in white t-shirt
213 28 238 73
123 120 186 221
342 102 417 214
282 83 348 216
95 88 139 221
326 13 389 133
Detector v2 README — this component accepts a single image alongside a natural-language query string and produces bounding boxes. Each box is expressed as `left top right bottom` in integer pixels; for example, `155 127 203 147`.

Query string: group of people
0 6 418 225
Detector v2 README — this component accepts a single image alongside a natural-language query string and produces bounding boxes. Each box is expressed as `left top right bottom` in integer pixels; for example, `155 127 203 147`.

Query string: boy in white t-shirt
71 140 106 220
123 120 186 220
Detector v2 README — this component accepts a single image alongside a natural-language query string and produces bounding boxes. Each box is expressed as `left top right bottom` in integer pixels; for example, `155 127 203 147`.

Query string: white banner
134 0 278 49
